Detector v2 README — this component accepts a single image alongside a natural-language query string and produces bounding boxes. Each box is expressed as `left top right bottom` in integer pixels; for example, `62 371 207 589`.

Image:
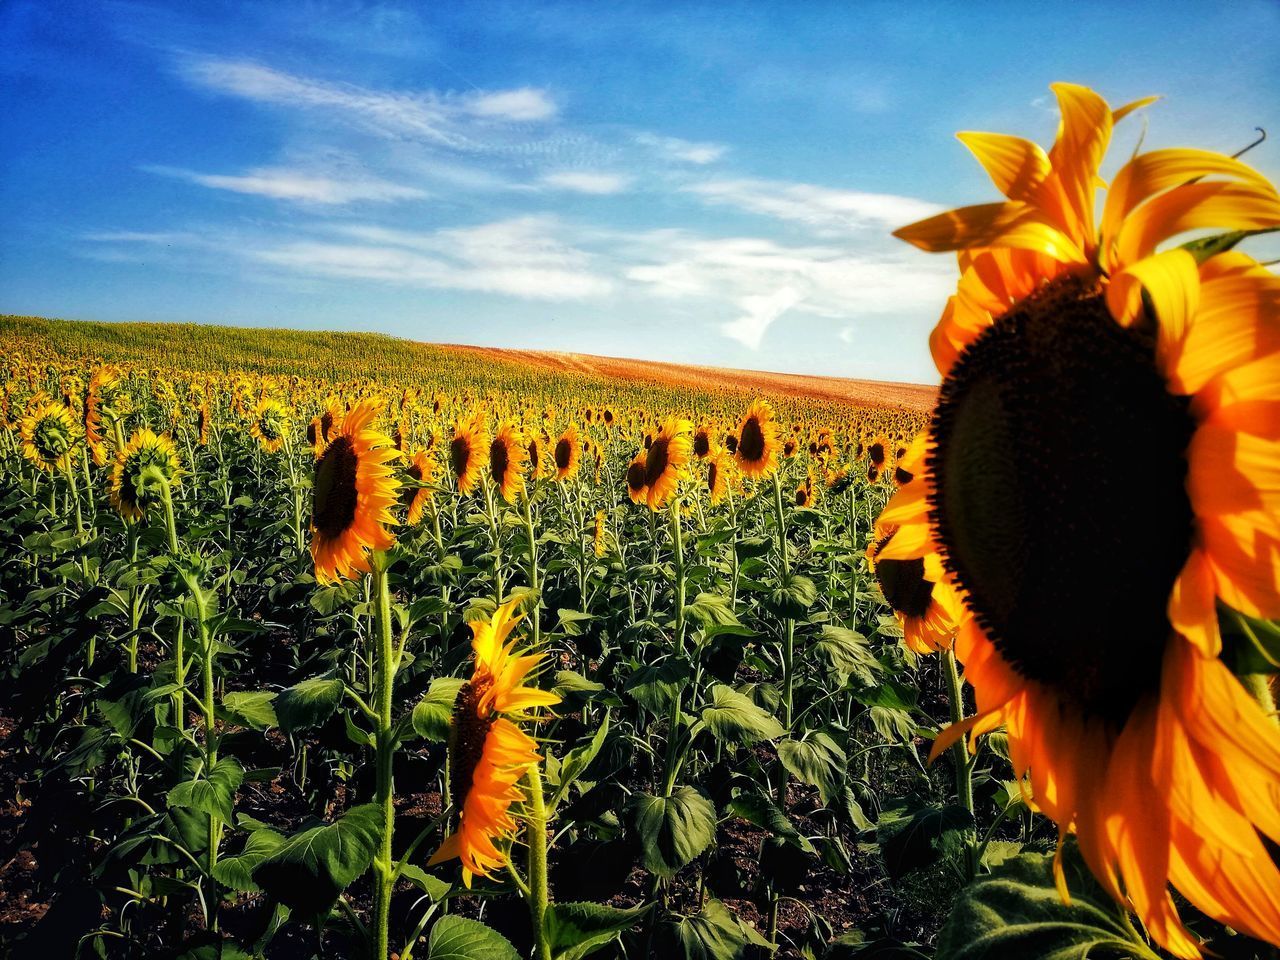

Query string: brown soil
444 344 938 412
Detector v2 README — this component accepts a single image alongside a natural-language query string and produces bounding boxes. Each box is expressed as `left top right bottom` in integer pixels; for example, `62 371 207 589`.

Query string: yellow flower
110 428 181 522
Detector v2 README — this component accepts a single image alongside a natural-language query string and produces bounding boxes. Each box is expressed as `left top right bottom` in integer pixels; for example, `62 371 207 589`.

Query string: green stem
1242 673 1278 725
770 472 794 799
660 499 687 797
523 490 541 646
525 765 553 960
943 649 977 879
371 554 398 960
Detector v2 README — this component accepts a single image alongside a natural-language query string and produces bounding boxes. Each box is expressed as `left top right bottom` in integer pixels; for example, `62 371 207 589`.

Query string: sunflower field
2 83 1280 960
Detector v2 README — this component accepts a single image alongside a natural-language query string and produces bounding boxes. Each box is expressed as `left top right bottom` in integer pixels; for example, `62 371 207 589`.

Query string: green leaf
767 573 817 620
400 863 451 901
875 796 974 882
549 712 610 812
624 659 691 714
213 825 285 893
934 846 1160 960
727 790 813 852
167 757 244 823
412 677 466 742
253 803 382 915
544 901 650 960
1222 607 1280 675
700 685 785 744
778 732 846 805
1180 227 1279 265
631 786 717 878
670 899 771 960
275 677 344 735
427 915 520 959
685 592 741 629
816 626 882 685
557 608 597 637
219 690 278 730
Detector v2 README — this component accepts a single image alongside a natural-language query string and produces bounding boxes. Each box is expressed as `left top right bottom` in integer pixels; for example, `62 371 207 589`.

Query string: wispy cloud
685 178 942 233
634 132 728 165
466 87 558 121
145 164 427 204
541 171 632 194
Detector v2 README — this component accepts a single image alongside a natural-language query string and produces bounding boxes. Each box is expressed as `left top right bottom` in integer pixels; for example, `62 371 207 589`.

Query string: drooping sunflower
552 423 581 482
794 476 814 508
249 398 289 453
625 452 648 504
310 398 401 584
429 598 560 887
883 83 1280 956
489 421 528 503
85 365 120 466
644 416 693 510
693 426 715 459
402 449 436 526
196 401 211 446
526 433 544 479
110 427 181 522
733 400 779 481
308 401 342 459
20 401 79 474
450 413 490 495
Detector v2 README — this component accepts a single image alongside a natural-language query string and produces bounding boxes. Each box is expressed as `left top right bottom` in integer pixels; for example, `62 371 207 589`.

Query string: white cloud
686 178 942 232
541 171 631 194
626 232 953 348
635 132 727 165
145 165 426 204
465 87 557 121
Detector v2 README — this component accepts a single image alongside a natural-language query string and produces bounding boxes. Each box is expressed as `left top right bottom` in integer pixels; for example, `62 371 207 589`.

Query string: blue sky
2 1 1277 383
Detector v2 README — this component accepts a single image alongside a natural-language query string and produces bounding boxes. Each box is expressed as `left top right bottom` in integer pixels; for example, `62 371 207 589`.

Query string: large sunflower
625 451 648 505
882 83 1280 956
250 398 289 453
310 398 401 584
489 421 528 503
552 423 581 482
644 416 693 510
429 598 560 886
734 400 780 481
706 451 730 505
20 401 79 474
110 427 181 522
450 413 489 495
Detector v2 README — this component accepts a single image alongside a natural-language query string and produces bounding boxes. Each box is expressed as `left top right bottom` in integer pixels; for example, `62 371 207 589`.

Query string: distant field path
447 344 939 413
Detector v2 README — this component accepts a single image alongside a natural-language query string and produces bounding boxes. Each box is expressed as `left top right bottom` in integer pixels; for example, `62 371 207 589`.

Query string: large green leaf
427 915 520 959
412 677 466 742
875 796 974 882
934 847 1161 960
767 572 818 620
213 824 285 893
219 690 278 730
167 757 244 823
253 803 382 915
631 786 717 878
778 731 846 805
700 684 785 744
544 901 650 960
624 659 691 714
670 899 772 960
275 676 344 735
816 626 882 686
548 711 611 812
727 790 813 852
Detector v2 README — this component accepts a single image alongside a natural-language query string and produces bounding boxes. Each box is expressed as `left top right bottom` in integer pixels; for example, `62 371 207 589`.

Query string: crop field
2 290 1278 960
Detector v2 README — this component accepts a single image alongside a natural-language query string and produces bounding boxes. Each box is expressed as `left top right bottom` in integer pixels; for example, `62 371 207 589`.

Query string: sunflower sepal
1179 226 1280 264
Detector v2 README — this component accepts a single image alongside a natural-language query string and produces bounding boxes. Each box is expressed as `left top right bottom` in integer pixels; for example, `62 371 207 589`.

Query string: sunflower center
627 460 646 492
707 461 718 491
450 436 471 479
320 410 334 441
449 680 494 808
869 442 885 466
738 417 765 461
874 532 933 619
490 437 510 482
694 432 711 458
928 276 1196 725
528 441 540 470
313 435 359 539
554 438 572 470
645 439 670 486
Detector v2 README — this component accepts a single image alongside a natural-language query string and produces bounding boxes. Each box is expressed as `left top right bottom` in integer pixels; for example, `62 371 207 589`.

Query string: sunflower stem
370 553 398 960
522 489 541 646
771 470 795 808
943 649 977 879
1242 673 1278 725
524 764 553 960
660 497 687 797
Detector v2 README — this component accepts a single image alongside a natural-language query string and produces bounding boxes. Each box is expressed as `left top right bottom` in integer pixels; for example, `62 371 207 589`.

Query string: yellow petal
1045 82 1113 249
895 201 1086 262
1113 181 1280 269
957 131 1051 202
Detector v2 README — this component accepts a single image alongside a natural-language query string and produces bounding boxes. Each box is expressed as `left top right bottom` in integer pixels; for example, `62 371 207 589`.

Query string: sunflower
310 398 401 584
20 402 78 473
110 427 181 522
250 398 289 453
429 598 560 887
693 426 715 459
552 423 581 482
526 433 545 480
625 452 648 504
85 365 120 466
402 449 436 526
794 476 813 508
196 401 211 446
734 400 780 481
308 401 341 459
706 451 730 505
643 416 693 510
450 413 489 495
884 83 1280 956
489 421 528 503
593 510 607 557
